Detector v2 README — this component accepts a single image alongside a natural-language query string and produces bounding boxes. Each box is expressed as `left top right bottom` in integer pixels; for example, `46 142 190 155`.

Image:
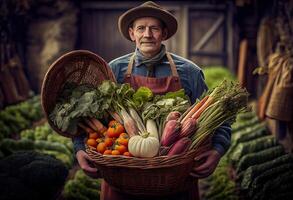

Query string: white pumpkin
128 132 159 158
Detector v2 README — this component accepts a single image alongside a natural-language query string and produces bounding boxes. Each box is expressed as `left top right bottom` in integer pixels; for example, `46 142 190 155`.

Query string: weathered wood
237 39 248 87
192 15 224 51
189 50 226 58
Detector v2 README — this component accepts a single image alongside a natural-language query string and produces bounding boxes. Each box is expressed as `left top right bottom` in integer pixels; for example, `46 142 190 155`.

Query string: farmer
73 1 231 200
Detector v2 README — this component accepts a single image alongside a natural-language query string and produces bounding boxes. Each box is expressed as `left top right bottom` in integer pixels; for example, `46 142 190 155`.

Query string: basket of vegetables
41 50 116 137
46 58 248 196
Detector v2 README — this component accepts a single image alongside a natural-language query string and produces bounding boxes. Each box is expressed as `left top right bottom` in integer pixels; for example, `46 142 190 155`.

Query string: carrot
181 95 209 123
178 104 195 122
191 96 213 120
120 108 138 137
78 123 94 134
90 118 107 133
84 118 99 132
108 111 123 124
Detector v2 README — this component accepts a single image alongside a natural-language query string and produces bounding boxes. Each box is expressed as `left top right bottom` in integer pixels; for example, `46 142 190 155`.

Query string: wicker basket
86 147 200 196
41 50 116 137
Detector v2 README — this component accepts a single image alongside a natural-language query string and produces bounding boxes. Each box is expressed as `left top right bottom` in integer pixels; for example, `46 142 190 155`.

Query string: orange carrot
108 111 123 124
181 95 209 123
191 97 213 119
90 118 107 133
84 118 99 132
78 123 94 134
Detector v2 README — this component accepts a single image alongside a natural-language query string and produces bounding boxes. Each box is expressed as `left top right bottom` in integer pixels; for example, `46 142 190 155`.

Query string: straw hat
118 1 178 41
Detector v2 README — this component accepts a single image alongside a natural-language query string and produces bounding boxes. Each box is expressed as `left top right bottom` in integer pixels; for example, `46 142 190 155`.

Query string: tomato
116 137 129 146
108 120 118 127
89 132 99 139
104 137 114 147
111 150 120 155
107 123 125 138
87 139 97 147
114 144 127 154
103 149 112 155
97 142 107 154
119 132 129 139
123 152 132 157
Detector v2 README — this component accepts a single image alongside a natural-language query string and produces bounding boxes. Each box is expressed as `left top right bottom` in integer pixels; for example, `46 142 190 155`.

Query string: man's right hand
76 150 100 178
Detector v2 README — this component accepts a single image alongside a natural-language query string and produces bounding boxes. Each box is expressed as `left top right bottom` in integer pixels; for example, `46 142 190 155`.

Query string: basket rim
86 147 197 169
41 50 116 138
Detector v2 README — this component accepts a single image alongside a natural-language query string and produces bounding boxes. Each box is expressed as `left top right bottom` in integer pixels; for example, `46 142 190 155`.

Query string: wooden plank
237 39 248 87
188 4 226 11
227 2 235 72
189 50 227 58
192 15 225 51
81 1 181 11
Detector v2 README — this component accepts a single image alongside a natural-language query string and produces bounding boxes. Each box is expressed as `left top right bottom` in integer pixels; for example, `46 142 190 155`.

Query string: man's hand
190 149 221 178
76 150 100 178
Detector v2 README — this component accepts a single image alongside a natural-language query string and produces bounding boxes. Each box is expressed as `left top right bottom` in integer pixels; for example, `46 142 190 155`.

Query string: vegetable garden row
200 111 293 200
0 96 102 200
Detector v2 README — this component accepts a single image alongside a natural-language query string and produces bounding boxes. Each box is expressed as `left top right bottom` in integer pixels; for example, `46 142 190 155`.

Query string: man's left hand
190 149 221 178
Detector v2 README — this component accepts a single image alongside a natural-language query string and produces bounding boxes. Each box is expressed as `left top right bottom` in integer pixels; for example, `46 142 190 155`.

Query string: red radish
167 137 191 156
161 120 181 146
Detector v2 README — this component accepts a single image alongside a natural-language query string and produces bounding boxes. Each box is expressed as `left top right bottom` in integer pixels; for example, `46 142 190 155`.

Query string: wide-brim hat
118 1 178 41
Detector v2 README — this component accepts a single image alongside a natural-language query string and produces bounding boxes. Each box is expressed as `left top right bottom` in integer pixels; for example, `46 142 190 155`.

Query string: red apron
101 52 199 200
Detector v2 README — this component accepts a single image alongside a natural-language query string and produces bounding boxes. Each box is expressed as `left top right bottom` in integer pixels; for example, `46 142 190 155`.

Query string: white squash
128 132 159 158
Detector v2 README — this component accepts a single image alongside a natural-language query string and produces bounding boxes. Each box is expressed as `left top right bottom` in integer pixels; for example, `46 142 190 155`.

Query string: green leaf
98 81 117 96
163 89 186 99
133 86 153 108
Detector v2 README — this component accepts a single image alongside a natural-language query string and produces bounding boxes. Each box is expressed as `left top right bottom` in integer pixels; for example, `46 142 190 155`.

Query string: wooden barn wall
79 1 236 70
188 6 229 68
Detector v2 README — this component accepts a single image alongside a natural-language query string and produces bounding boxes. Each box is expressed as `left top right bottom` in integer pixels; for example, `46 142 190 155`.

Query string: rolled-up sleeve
188 66 208 104
72 134 86 154
212 122 232 156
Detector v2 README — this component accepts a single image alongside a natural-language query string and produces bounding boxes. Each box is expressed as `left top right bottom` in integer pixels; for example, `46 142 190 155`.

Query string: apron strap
125 52 179 77
166 52 179 77
125 53 135 77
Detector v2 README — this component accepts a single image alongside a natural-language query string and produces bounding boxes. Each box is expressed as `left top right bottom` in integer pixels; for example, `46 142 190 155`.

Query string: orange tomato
87 139 97 147
108 120 118 127
111 150 120 155
107 123 125 138
103 149 112 155
123 152 132 157
89 132 99 139
116 137 128 146
114 144 127 154
119 132 129 138
104 137 114 147
97 142 107 154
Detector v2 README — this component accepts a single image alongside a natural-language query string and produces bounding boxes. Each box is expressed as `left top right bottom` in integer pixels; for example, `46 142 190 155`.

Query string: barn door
188 4 234 69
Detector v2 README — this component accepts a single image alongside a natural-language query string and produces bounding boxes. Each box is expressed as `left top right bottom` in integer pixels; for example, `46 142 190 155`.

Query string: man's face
129 17 167 57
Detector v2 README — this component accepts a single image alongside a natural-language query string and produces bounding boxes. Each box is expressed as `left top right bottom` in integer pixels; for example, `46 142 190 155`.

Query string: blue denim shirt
73 52 231 156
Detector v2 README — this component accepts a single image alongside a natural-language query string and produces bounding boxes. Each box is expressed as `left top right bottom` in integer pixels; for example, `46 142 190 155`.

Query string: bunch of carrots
188 80 248 150
160 80 248 155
